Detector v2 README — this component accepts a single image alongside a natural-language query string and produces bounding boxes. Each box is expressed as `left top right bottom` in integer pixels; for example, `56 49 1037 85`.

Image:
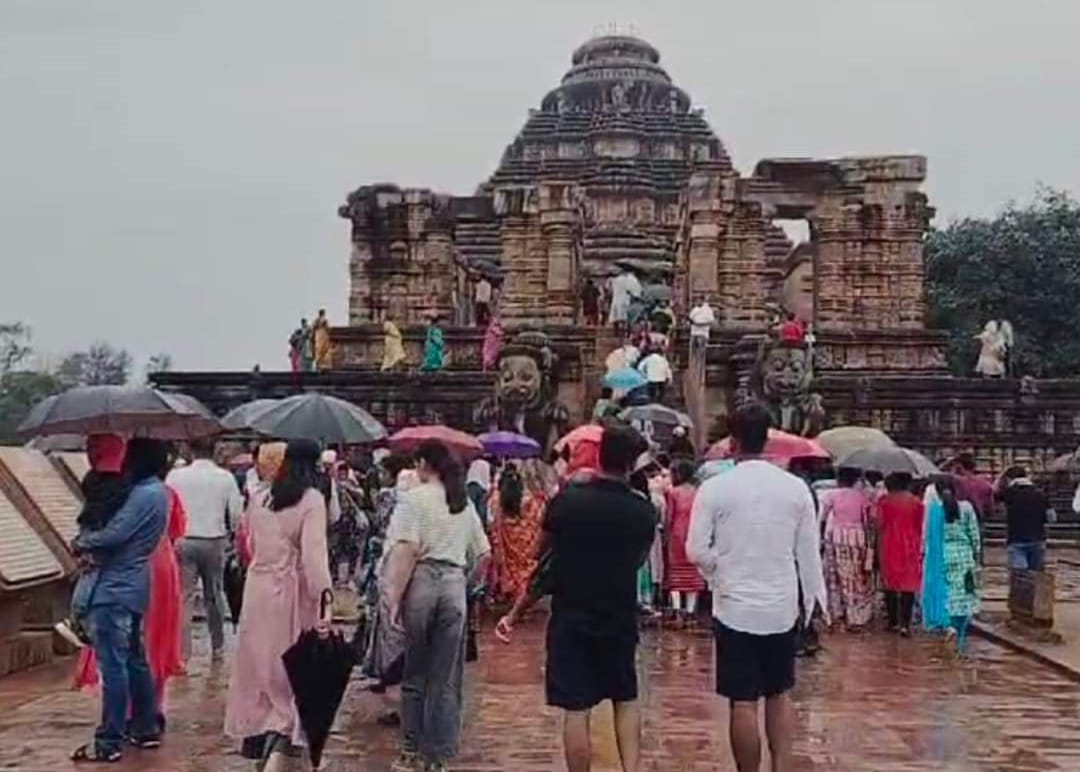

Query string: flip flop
71 744 122 763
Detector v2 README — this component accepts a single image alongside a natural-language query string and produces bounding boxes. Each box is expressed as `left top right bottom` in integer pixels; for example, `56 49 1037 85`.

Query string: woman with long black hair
224 439 333 772
383 440 490 772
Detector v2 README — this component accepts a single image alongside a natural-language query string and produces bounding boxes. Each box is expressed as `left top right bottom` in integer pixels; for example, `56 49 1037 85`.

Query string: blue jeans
86 605 158 754
1007 542 1046 571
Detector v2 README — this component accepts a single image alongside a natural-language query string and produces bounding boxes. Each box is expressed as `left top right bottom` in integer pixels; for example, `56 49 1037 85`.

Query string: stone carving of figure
420 315 446 372
476 330 569 452
668 88 680 113
313 308 333 371
380 320 406 372
750 338 825 437
975 320 1014 377
611 81 629 111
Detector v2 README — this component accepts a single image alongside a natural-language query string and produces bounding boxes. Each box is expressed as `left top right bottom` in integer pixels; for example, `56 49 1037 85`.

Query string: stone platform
4 620 1080 770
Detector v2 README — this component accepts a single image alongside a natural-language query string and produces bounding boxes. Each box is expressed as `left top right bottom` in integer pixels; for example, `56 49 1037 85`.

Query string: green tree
144 352 173 382
926 188 1080 377
0 323 61 442
57 342 133 388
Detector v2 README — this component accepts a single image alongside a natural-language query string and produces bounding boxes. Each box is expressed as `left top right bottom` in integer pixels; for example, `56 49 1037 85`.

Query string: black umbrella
17 385 219 439
220 398 279 432
223 552 245 630
281 591 355 769
246 393 387 444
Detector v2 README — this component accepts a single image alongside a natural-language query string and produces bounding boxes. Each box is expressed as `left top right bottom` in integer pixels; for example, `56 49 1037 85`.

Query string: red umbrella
554 424 604 453
705 429 829 466
388 425 483 460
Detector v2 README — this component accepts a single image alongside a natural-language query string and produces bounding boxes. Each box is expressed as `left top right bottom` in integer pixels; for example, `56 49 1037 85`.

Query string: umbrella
1049 451 1080 473
839 446 939 477
388 425 483 459
642 284 672 304
220 398 279 431
705 429 830 467
604 367 647 391
281 591 355 769
247 393 387 444
554 423 604 453
478 431 541 459
223 553 245 630
620 404 692 447
816 426 896 460
17 385 219 439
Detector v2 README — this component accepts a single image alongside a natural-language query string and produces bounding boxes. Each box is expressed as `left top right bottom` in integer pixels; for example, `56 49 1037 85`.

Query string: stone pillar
539 183 579 325
719 201 770 329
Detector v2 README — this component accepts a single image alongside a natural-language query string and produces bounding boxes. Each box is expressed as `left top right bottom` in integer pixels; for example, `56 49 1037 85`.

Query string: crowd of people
58 395 1060 771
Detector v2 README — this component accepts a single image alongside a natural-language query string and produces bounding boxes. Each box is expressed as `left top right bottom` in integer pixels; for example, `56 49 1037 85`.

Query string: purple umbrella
478 431 541 459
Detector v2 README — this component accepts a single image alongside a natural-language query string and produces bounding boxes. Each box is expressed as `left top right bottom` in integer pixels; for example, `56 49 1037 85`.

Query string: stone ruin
158 34 1080 519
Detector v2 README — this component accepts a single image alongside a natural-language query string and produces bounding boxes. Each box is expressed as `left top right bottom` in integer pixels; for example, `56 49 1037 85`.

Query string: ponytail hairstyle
499 463 524 518
934 474 960 523
416 440 468 514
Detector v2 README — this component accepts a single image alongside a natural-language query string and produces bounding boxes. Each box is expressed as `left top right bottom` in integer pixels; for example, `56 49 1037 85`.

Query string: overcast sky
2 0 1078 371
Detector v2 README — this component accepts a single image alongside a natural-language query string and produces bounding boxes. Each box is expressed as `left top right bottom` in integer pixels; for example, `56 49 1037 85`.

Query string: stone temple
160 34 1080 504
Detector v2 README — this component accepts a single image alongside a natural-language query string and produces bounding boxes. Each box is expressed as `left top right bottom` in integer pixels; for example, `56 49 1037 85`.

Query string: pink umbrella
554 424 604 453
705 429 829 467
388 425 483 460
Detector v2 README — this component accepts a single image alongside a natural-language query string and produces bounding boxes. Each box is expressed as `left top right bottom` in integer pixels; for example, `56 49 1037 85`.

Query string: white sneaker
54 619 88 649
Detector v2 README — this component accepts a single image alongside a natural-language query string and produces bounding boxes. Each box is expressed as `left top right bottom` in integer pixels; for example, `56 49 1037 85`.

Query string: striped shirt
386 481 490 567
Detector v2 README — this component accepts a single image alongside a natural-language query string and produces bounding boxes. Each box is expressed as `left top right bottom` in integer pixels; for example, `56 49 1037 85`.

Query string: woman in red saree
664 460 705 623
489 460 552 604
74 484 186 727
877 472 923 635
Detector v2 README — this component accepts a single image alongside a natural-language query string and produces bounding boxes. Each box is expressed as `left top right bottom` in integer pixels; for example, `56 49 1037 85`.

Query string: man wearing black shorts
687 404 827 771
496 423 656 772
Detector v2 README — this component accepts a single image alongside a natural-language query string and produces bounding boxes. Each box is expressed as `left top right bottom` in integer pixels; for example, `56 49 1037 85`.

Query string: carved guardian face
762 346 811 400
498 354 543 408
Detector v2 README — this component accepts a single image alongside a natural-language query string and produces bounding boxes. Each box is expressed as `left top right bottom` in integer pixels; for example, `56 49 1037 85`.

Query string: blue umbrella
603 367 647 391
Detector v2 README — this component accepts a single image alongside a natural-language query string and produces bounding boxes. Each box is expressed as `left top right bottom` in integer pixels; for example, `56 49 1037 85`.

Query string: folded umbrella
705 429 829 468
603 367 647 391
388 425 483 460
17 385 219 439
478 431 541 459
247 393 387 445
223 552 245 630
839 446 939 478
281 591 355 769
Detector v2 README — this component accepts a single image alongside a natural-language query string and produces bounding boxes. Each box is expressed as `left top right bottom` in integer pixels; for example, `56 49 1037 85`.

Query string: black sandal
71 744 122 763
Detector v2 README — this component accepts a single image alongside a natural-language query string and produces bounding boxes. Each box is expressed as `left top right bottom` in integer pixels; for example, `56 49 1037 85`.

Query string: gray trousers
178 536 228 657
401 561 467 763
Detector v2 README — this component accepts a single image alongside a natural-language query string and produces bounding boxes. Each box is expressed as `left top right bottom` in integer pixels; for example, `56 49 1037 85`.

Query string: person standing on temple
381 320 407 372
288 320 306 373
298 318 315 372
313 308 333 371
421 315 446 372
482 315 504 372
637 349 672 403
689 301 715 356
581 276 601 326
473 274 493 327
608 267 643 337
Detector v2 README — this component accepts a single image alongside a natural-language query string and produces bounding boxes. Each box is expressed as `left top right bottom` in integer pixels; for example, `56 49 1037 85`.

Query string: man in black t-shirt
496 423 656 772
997 465 1056 571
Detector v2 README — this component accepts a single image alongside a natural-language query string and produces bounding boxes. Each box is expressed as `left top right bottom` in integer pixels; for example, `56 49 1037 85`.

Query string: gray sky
2 0 1078 371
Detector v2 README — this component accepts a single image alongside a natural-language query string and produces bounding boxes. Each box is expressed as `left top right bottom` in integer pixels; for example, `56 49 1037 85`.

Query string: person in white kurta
607 270 643 329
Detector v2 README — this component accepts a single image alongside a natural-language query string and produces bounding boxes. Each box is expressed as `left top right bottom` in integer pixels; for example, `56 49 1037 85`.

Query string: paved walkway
1 620 1080 771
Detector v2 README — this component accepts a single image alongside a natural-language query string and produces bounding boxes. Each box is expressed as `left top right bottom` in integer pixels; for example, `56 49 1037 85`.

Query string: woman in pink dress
664 460 706 623
224 440 333 772
821 466 876 630
73 455 187 733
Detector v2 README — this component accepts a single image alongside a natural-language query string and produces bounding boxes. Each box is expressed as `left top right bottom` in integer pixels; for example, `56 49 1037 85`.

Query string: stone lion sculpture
476 329 569 452
750 338 825 437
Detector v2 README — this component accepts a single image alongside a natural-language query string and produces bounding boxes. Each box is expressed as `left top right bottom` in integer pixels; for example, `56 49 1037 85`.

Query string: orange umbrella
705 429 829 466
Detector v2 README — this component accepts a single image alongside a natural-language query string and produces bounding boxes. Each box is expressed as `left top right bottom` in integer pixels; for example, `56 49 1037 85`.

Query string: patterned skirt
824 525 876 628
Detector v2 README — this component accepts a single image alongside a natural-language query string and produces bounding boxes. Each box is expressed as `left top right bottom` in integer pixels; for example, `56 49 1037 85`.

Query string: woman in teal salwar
922 476 981 654
421 316 446 372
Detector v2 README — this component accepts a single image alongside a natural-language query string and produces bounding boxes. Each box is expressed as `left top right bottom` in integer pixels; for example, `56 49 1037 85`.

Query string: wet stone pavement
0 619 1079 771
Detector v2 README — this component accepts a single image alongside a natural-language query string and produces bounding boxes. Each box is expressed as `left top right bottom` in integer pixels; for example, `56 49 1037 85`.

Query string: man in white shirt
686 403 827 772
166 438 243 662
689 301 716 355
637 351 672 403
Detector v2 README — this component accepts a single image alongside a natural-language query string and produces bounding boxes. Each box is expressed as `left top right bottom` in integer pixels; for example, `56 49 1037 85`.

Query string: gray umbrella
17 385 219 439
221 399 280 432
839 446 939 478
246 393 387 444
619 404 692 429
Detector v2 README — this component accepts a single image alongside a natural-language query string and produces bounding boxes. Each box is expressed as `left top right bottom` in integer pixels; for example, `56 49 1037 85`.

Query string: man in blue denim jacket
71 438 168 764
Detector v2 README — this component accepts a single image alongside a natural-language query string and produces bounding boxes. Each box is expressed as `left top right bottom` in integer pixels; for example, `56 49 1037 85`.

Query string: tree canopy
926 188 1080 378
0 324 60 442
56 342 132 388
